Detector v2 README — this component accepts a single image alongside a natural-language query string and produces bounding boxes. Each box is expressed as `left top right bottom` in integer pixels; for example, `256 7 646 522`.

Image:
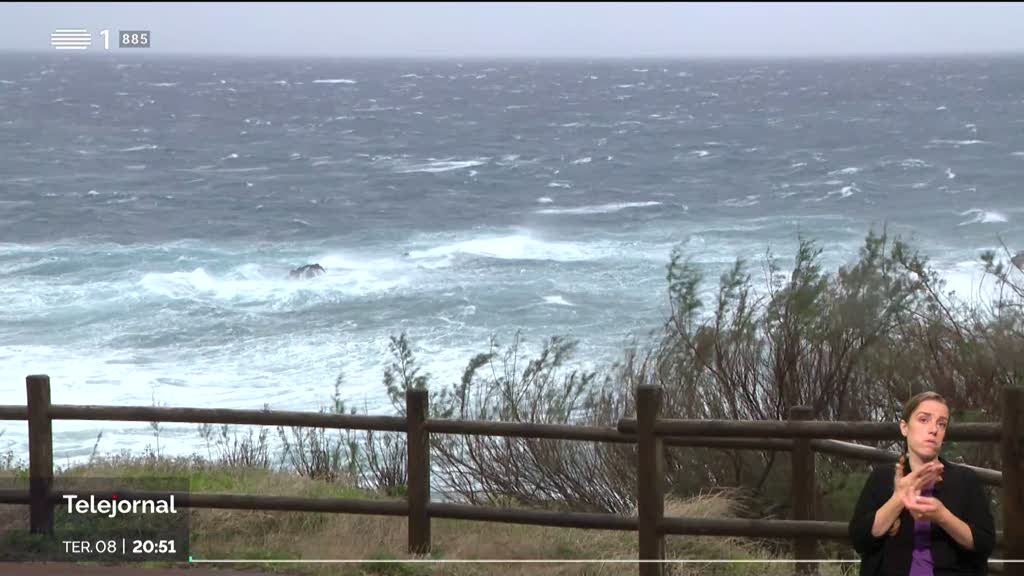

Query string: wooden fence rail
0 374 1021 575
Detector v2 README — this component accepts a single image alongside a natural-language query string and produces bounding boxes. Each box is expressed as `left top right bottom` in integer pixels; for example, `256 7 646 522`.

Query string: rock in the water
289 263 326 279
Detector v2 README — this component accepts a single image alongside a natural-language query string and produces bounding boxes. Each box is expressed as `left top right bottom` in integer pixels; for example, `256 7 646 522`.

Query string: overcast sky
2 2 1024 59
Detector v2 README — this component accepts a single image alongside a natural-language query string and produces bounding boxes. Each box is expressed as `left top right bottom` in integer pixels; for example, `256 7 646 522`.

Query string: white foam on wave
543 295 574 306
394 158 488 174
693 150 709 158
828 166 860 175
312 78 357 84
900 158 931 169
807 184 860 202
835 185 859 198
213 166 269 173
932 256 1011 303
535 201 663 215
536 197 554 204
117 144 158 152
958 209 1009 226
721 195 760 208
571 157 592 164
928 139 989 146
547 181 572 189
406 232 604 263
0 332 431 460
139 258 408 306
946 168 956 180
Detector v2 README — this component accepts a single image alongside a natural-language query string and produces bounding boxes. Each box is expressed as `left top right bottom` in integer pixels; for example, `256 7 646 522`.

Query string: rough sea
1 54 1022 461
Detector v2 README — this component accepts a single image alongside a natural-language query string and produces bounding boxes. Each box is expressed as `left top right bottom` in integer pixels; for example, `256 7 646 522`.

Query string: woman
848 391 995 575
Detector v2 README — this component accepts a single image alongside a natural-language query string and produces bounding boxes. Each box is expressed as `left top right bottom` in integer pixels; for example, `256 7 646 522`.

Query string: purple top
909 484 936 576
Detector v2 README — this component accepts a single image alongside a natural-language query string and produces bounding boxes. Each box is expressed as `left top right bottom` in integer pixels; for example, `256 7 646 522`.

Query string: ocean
1 54 1022 462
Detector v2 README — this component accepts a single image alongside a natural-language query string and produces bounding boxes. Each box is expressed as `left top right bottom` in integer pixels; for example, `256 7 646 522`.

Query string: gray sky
3 2 1024 58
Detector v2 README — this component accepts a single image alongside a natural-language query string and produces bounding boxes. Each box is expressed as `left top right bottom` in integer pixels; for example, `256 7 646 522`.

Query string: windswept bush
350 229 1022 519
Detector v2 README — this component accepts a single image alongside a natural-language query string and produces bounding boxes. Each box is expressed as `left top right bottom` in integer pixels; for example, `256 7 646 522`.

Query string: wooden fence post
1002 386 1024 575
27 374 53 535
790 405 817 575
637 385 664 576
407 388 431 555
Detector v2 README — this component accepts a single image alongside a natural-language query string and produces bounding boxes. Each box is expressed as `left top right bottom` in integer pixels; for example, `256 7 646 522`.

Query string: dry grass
184 490 851 576
0 457 855 575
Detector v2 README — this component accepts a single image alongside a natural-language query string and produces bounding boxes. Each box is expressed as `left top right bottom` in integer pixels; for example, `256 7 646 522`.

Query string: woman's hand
887 457 904 535
889 456 944 531
904 494 949 522
895 456 943 497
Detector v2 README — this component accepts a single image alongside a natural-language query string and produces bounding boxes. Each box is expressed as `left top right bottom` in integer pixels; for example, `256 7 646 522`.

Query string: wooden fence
1 375 1022 575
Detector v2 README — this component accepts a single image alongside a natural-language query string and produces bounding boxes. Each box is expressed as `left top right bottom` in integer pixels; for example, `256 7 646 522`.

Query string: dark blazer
848 456 995 575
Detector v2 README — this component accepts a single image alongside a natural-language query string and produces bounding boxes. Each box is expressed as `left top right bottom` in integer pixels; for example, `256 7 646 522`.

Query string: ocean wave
547 181 572 189
212 166 270 173
958 209 1009 226
832 184 860 198
928 139 989 146
536 197 554 204
312 78 357 84
543 295 574 306
117 144 158 152
394 158 488 173
828 166 860 175
805 184 860 203
138 260 406 305
535 201 662 215
900 158 931 169
571 157 592 165
721 196 760 208
405 233 603 263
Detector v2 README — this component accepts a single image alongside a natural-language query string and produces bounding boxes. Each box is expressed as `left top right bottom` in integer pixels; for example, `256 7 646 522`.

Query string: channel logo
50 29 92 50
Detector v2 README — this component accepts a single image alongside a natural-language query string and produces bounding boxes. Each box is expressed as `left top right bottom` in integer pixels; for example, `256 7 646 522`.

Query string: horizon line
3 47 1024 63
